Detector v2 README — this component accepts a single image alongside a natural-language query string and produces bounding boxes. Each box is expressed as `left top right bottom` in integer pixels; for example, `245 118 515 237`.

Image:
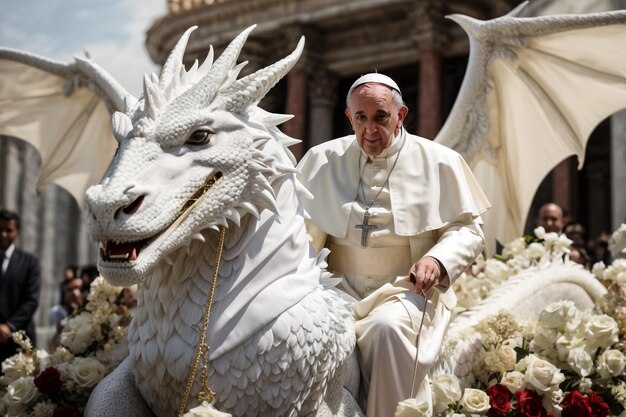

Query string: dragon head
85 26 304 286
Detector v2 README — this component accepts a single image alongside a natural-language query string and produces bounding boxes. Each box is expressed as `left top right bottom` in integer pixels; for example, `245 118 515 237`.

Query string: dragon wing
435 4 626 254
0 49 137 206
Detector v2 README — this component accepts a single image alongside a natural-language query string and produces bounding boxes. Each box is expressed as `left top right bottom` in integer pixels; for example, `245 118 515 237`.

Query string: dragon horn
217 36 305 113
159 26 198 89
176 25 256 109
73 56 138 113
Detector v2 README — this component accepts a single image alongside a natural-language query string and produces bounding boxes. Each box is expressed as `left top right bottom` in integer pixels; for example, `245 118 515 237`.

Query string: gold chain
178 226 227 416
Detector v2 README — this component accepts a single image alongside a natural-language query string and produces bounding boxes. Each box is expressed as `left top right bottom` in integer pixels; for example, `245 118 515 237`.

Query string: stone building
0 0 624 346
145 0 625 235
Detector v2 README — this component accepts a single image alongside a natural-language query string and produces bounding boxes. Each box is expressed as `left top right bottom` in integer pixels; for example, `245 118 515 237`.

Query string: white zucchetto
348 73 402 96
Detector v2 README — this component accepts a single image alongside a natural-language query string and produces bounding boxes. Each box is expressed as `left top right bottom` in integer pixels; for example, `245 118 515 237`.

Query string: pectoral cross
355 209 378 248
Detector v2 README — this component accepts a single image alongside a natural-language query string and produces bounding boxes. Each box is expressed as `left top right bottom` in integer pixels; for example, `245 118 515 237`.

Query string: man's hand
0 323 12 344
405 256 442 294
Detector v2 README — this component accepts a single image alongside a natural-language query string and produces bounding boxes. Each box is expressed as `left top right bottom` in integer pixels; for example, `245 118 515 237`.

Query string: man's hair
345 84 405 110
0 209 21 229
536 202 565 218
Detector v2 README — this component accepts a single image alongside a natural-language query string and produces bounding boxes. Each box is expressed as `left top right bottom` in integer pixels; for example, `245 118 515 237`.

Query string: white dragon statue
1 3 626 417
80 27 360 416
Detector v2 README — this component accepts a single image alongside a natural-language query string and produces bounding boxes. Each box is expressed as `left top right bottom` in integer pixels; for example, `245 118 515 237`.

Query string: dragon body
81 27 356 416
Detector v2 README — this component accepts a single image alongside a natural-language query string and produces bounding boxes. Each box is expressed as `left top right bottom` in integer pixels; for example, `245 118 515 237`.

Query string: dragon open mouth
99 171 223 263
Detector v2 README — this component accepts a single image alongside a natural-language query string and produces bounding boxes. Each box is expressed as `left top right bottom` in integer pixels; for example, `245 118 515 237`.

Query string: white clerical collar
362 128 405 160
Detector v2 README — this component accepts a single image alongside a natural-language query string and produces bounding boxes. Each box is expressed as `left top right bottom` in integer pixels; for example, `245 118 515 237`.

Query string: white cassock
297 129 490 417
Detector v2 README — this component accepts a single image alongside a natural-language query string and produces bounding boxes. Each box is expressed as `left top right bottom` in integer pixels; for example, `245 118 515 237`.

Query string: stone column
283 69 307 161
611 110 626 227
308 71 338 148
282 27 312 161
3 140 22 212
20 146 41 255
418 49 441 140
412 0 445 139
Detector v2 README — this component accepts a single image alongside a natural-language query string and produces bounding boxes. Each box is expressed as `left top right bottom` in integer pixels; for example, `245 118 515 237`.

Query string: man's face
345 83 408 157
64 278 85 309
0 219 19 251
537 205 564 233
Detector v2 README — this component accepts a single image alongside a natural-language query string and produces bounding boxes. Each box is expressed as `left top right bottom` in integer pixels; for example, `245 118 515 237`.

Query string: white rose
503 237 527 258
539 301 580 330
183 401 232 417
530 325 559 355
552 234 573 253
555 335 585 363
598 349 626 379
515 353 539 373
431 374 462 414
483 259 511 284
542 389 563 416
5 376 39 406
395 398 432 417
534 227 547 239
501 371 526 393
524 358 565 393
526 242 547 259
498 345 517 371
61 311 97 354
566 348 593 377
609 224 626 258
460 388 491 414
585 314 619 349
592 261 606 279
72 357 106 389
48 346 75 367
542 231 560 243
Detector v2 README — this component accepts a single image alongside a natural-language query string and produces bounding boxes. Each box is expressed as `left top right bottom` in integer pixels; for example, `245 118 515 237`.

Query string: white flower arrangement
455 227 574 312
0 277 135 416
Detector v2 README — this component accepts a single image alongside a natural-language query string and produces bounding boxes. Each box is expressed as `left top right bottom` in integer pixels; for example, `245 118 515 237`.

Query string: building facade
146 0 625 236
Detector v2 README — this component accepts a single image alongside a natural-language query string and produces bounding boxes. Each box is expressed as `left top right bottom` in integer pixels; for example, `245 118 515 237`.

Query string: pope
297 73 490 416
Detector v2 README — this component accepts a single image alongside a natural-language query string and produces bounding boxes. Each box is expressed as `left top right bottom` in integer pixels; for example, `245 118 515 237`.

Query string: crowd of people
534 202 613 269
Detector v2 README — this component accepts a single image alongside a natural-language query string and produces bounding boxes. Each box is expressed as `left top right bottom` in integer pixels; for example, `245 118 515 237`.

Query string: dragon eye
187 130 212 145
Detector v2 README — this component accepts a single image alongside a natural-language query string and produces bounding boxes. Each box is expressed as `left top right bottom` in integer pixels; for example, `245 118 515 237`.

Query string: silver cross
355 209 378 248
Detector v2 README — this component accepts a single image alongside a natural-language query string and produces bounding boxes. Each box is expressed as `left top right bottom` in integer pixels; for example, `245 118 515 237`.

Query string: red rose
562 390 592 417
52 405 82 417
34 367 63 395
515 389 547 417
587 392 610 417
487 384 513 417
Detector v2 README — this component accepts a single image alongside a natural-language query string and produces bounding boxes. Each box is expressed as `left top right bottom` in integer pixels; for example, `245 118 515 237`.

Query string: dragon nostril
122 195 145 216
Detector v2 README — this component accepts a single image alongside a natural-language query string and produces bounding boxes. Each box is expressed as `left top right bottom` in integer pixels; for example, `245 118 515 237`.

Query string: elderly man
535 202 565 234
297 74 490 416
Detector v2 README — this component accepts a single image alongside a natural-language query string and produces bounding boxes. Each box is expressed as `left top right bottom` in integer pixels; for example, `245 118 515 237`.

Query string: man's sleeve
426 214 484 290
8 255 41 331
304 220 328 255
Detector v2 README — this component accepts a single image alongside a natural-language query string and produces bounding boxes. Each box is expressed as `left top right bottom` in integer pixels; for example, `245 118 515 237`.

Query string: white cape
297 131 491 238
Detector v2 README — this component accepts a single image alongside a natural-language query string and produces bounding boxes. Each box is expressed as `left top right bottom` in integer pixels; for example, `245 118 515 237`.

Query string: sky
0 0 166 96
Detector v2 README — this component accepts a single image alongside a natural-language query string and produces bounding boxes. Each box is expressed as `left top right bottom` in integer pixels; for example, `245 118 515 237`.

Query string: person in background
0 210 41 365
79 264 100 296
48 277 85 350
535 202 565 234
